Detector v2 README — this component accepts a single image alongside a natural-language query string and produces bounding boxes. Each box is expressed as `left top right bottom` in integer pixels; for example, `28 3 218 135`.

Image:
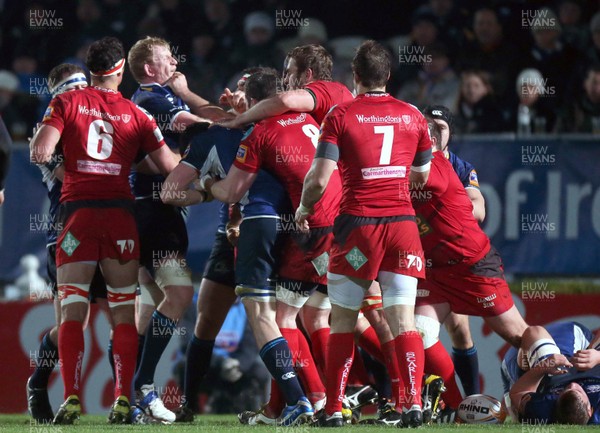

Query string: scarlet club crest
122 114 131 124
402 115 411 124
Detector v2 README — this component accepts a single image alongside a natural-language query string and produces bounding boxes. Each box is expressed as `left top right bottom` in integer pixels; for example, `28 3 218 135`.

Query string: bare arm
160 162 206 206
147 145 178 177
466 187 486 222
295 157 337 230
210 165 257 204
30 125 60 165
220 89 315 128
137 148 181 175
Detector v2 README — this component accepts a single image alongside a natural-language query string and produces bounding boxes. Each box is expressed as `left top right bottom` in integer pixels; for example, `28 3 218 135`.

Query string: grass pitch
2 414 594 433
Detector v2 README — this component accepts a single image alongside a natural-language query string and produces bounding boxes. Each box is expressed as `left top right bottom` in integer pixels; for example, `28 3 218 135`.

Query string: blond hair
128 36 170 83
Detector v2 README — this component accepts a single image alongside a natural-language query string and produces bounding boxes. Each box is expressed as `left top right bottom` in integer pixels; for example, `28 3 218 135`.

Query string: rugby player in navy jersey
506 323 600 425
422 105 485 398
126 36 233 423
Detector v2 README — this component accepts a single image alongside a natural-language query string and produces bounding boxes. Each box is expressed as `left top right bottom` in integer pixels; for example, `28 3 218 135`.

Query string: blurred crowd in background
1 0 600 141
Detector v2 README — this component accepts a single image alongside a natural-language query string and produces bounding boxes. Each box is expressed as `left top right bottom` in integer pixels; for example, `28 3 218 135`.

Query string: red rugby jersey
234 112 341 227
318 92 431 217
412 152 490 266
304 80 353 124
43 86 165 202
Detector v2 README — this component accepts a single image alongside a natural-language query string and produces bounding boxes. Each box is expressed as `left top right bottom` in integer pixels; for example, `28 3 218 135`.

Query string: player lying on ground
506 322 600 425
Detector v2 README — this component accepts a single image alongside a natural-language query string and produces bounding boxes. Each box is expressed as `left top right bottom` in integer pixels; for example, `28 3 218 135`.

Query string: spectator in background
100 0 147 48
456 7 521 103
455 69 508 134
394 10 440 87
204 0 239 53
557 0 588 49
12 51 49 118
397 42 459 110
180 33 221 102
0 69 32 140
514 68 557 133
567 12 600 98
144 0 200 56
75 0 105 42
525 7 581 107
297 18 328 47
416 0 470 55
229 12 282 77
557 64 600 133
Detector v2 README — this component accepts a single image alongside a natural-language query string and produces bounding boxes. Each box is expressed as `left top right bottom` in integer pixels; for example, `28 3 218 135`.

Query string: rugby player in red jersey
209 68 340 424
219 44 353 127
411 119 528 420
29 37 177 424
297 40 432 427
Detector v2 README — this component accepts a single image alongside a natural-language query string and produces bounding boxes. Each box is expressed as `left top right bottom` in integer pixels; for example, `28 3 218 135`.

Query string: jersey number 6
87 119 114 160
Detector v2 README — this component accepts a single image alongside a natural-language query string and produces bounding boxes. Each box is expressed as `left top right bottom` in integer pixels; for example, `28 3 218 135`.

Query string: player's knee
304 291 331 310
154 261 192 291
276 282 309 310
58 283 90 307
378 271 417 308
524 336 560 368
415 314 441 349
327 272 365 311
449 326 474 349
107 284 137 309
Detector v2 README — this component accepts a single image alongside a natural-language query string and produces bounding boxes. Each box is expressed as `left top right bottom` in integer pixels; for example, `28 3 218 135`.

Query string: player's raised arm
221 89 315 129
167 72 233 122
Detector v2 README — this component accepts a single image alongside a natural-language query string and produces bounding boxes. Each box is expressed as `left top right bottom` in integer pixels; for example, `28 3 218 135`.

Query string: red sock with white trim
395 331 424 410
59 320 84 399
324 333 354 415
112 323 138 400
